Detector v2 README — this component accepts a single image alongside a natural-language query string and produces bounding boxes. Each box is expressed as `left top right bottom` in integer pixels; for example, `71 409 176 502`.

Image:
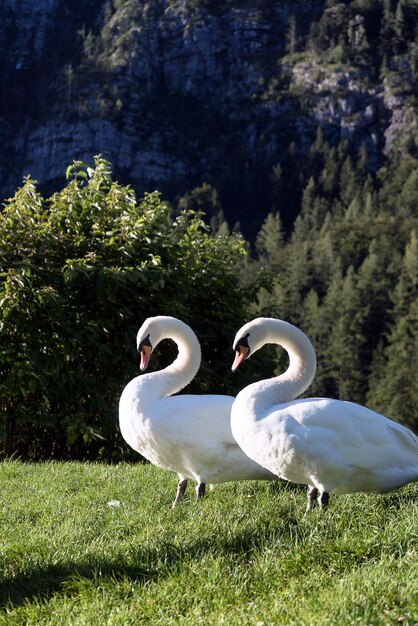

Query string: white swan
230 317 418 512
119 315 275 507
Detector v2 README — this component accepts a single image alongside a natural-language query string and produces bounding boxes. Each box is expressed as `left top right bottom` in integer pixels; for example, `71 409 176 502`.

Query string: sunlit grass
0 461 417 625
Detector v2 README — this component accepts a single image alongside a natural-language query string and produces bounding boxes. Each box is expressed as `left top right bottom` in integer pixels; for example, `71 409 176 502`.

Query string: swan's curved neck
148 321 201 398
241 319 317 410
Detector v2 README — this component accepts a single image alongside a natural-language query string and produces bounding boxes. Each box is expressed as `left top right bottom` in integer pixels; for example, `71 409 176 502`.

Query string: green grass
0 461 417 625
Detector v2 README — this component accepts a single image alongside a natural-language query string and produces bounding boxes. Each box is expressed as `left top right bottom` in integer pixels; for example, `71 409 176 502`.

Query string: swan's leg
172 478 188 509
306 486 318 512
196 482 206 500
319 491 329 510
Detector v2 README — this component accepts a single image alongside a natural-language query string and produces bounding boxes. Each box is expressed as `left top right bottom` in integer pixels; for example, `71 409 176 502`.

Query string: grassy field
0 461 417 625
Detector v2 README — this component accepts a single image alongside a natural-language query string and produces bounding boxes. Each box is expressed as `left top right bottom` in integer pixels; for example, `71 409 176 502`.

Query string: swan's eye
237 334 250 351
138 334 152 353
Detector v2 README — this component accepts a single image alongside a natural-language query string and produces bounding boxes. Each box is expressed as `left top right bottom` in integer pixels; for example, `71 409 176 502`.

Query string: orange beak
231 346 249 372
140 345 152 371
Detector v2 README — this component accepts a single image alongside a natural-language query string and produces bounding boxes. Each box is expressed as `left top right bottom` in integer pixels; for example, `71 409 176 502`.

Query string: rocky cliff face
1 0 417 235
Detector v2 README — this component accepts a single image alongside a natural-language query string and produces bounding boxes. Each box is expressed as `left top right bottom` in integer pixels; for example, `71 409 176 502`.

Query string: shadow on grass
0 559 156 610
0 513 297 611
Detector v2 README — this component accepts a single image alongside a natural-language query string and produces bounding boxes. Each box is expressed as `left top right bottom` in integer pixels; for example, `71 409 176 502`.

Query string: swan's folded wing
155 394 236 445
271 398 418 472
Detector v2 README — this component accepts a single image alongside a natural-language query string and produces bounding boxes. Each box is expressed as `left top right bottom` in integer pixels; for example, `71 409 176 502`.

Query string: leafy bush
0 157 247 460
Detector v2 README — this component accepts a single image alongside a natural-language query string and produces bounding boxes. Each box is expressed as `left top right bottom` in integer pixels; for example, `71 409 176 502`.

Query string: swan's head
231 318 267 372
136 316 174 371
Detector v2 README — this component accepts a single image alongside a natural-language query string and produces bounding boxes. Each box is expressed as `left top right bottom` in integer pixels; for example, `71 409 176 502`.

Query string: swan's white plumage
231 317 418 507
119 316 274 505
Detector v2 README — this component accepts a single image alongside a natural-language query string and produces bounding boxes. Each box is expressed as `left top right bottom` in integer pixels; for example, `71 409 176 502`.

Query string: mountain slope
1 0 418 236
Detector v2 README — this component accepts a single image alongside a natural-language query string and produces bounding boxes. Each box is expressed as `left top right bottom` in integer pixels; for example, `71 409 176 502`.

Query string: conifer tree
362 231 417 422
357 240 393 350
339 155 358 208
310 259 344 398
300 288 329 396
279 241 312 324
348 14 371 66
312 230 335 295
392 228 418 318
404 228 418 286
320 147 340 197
368 297 418 430
292 178 326 242
328 266 367 402
345 194 362 220
394 0 407 50
210 209 230 237
309 127 327 178
255 212 284 267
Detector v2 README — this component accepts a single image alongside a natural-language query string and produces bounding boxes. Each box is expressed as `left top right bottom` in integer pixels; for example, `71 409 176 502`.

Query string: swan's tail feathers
386 420 418 449
172 478 188 509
